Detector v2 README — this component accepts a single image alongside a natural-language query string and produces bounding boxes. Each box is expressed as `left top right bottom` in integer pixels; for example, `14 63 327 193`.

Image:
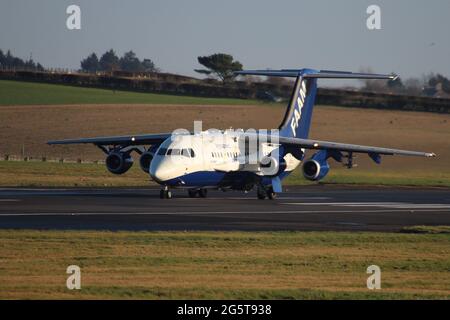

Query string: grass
1 160 450 188
0 161 150 187
0 80 263 106
285 166 450 188
0 230 448 299
401 226 450 234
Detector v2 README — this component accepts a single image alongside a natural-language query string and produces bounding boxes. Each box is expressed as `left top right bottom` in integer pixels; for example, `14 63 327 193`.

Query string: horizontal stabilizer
235 69 398 80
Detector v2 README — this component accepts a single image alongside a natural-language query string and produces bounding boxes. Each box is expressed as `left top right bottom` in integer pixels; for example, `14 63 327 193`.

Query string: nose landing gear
159 186 172 199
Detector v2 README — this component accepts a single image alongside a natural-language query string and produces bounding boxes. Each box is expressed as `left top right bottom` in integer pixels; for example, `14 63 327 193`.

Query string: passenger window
189 149 195 157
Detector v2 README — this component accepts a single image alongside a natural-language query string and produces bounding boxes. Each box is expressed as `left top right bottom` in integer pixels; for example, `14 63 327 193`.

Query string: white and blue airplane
48 69 436 199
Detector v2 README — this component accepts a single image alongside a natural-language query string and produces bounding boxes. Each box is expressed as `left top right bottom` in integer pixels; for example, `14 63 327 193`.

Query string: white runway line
284 202 450 209
0 199 20 202
1 208 450 217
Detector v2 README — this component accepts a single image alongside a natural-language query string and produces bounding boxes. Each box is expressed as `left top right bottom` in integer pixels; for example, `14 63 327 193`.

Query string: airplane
48 68 436 199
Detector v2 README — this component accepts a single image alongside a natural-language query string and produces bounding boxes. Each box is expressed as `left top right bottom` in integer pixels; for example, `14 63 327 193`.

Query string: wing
277 136 435 158
48 133 172 146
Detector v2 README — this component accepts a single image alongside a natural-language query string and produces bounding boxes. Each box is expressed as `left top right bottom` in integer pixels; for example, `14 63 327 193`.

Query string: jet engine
139 151 154 173
302 157 329 181
105 151 133 175
260 155 286 177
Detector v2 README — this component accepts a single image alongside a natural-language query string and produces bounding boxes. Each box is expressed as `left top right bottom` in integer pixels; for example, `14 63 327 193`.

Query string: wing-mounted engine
302 149 343 181
139 145 159 173
106 151 134 175
139 151 154 173
98 144 158 175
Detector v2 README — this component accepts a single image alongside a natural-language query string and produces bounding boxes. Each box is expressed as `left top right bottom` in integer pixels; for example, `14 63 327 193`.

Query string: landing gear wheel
188 189 198 198
198 188 208 198
266 186 277 200
257 187 267 200
160 187 172 199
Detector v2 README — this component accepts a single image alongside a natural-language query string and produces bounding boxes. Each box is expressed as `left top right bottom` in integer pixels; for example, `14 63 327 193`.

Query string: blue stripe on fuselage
159 168 295 189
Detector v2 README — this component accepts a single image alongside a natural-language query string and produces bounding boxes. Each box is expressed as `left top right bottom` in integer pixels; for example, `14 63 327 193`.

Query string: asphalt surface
0 186 449 232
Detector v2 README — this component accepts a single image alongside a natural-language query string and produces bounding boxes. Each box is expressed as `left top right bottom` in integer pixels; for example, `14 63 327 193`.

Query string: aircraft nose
150 164 165 183
149 159 171 183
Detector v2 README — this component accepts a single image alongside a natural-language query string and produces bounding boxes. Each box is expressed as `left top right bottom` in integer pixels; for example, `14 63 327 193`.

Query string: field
0 230 448 299
0 80 261 106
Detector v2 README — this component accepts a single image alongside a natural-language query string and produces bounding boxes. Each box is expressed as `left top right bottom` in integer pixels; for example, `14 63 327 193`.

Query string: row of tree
2 47 450 97
362 70 450 97
79 51 244 83
80 49 158 73
0 49 44 71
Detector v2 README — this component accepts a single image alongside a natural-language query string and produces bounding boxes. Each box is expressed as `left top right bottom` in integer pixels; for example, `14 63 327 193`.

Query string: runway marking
1 208 450 217
0 199 20 202
284 202 450 209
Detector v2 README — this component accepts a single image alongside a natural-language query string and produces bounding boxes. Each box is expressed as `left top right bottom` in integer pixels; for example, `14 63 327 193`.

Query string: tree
99 49 119 72
387 77 404 93
141 58 157 73
0 49 44 71
428 74 450 94
358 67 389 92
403 78 422 96
195 53 243 83
80 53 99 73
120 50 142 72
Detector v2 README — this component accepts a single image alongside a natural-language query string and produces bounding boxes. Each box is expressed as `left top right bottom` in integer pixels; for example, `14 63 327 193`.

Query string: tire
266 187 276 200
188 189 198 198
198 188 208 198
257 187 266 200
159 189 165 199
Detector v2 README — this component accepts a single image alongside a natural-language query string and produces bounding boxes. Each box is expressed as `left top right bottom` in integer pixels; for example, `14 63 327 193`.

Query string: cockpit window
181 149 190 157
167 149 181 156
161 148 195 157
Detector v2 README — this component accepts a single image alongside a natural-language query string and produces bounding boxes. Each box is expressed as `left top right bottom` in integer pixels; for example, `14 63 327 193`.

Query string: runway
0 186 449 232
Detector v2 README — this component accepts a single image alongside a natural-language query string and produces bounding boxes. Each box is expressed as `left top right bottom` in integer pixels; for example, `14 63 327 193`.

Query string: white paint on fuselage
149 130 301 186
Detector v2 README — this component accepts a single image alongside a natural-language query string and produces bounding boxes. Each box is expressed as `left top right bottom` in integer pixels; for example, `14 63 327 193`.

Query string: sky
1 0 449 86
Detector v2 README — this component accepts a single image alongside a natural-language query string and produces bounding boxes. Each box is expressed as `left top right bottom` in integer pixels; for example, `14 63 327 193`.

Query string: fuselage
149 130 301 190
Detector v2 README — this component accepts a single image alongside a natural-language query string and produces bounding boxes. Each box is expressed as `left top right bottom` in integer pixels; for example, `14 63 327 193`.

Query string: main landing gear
257 185 277 200
188 188 208 198
159 186 172 199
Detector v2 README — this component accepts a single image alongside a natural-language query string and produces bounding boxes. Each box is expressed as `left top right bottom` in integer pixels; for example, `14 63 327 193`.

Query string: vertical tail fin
278 73 318 138
236 68 397 139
